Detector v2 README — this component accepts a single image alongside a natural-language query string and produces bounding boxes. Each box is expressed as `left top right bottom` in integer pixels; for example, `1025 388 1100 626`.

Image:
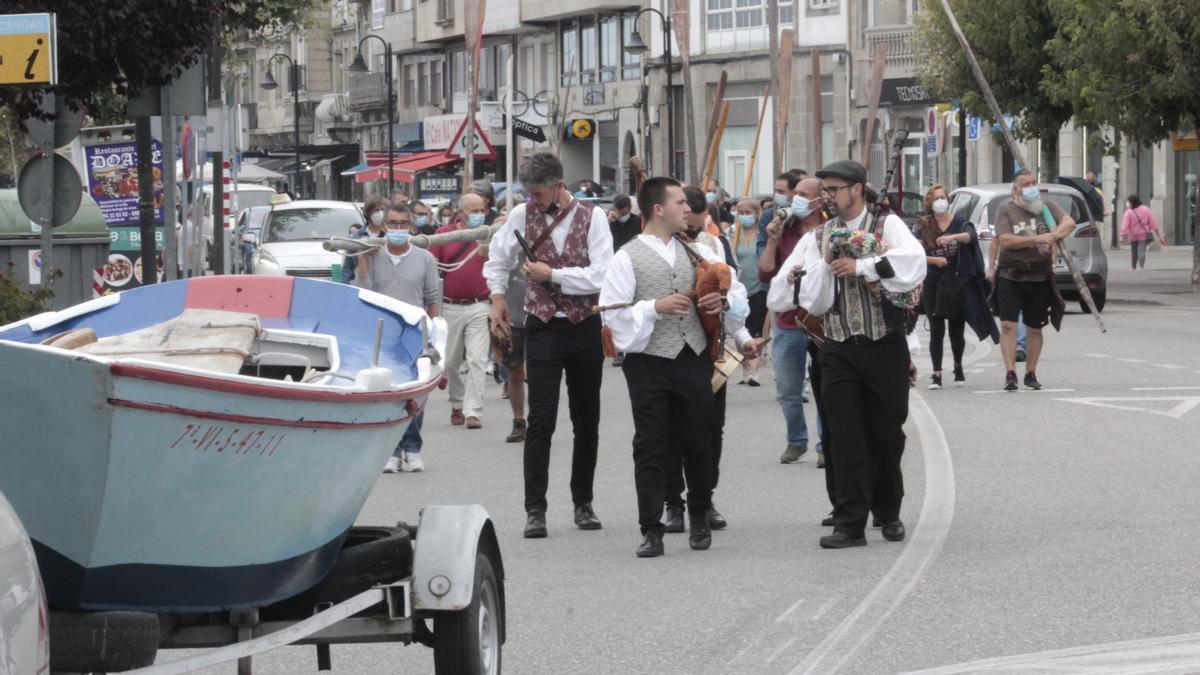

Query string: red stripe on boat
110 362 442 403
108 398 421 429
184 276 294 318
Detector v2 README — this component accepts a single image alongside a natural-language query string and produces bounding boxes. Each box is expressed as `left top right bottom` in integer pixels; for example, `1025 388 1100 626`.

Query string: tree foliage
914 0 1074 175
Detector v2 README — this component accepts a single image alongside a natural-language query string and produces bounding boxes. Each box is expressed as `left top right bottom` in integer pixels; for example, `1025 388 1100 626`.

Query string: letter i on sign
25 39 42 80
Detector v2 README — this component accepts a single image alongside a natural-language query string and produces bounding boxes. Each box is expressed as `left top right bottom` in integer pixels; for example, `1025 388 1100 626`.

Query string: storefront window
1175 151 1198 244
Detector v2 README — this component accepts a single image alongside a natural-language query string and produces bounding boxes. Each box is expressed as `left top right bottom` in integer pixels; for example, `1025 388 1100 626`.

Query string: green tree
913 0 1074 178
1045 0 1200 286
0 107 35 188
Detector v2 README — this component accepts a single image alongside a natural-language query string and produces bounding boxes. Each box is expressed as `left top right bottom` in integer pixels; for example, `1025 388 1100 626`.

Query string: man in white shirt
599 176 761 558
779 160 925 550
483 153 613 539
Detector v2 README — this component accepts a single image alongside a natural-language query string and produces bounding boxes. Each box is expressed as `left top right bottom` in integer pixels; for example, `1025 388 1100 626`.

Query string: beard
1018 197 1044 215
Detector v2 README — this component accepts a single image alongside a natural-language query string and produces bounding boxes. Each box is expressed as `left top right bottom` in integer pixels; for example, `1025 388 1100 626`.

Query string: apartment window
418 62 428 106
561 24 577 86
520 44 535 91
452 51 466 93
621 12 640 80
436 0 453 23
707 0 733 31
497 43 511 88
735 0 762 28
779 0 795 23
580 22 597 84
821 75 834 167
810 0 836 6
372 0 385 29
479 46 497 96
430 60 443 105
599 16 619 83
541 42 555 92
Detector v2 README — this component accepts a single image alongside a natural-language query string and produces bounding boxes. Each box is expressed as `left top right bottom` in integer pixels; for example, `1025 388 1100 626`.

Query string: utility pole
135 115 156 286
209 35 225 277
767 0 780 177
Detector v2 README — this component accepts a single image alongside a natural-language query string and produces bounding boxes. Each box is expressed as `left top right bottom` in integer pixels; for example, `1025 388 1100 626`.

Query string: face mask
706 192 717 203
931 198 950 215
386 230 410 246
370 211 384 226
738 214 756 227
1021 187 1041 203
415 215 429 227
790 195 813 219
618 213 631 223
466 213 487 228
774 193 790 208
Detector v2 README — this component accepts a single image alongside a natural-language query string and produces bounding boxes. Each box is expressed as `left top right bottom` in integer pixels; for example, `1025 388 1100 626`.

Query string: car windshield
264 208 362 242
235 190 276 210
240 207 270 232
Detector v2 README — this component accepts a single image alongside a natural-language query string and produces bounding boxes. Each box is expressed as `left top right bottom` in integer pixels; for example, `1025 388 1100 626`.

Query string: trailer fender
411 505 504 614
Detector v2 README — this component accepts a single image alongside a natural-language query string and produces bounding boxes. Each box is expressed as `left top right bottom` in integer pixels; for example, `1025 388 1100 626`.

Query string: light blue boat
0 275 446 612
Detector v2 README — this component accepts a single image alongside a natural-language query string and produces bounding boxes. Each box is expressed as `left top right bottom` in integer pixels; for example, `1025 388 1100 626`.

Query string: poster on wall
84 140 166 291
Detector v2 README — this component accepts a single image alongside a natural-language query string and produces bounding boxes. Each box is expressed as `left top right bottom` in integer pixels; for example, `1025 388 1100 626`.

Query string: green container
331 262 342 282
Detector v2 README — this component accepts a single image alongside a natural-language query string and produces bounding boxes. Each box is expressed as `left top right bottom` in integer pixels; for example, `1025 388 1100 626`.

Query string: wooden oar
742 86 771 198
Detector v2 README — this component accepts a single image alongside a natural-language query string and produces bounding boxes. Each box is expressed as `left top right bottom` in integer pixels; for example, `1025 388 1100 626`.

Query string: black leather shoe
821 515 835 527
882 520 906 542
819 531 866 549
872 518 882 528
663 505 685 533
688 516 712 550
636 531 664 558
706 505 727 530
574 503 602 530
523 511 547 539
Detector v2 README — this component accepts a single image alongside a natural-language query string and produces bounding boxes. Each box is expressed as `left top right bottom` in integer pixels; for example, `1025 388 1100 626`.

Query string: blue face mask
415 215 429 227
466 213 487 228
706 192 717 203
738 214 757 227
774 193 790 208
791 195 813 219
387 230 410 246
1021 186 1041 203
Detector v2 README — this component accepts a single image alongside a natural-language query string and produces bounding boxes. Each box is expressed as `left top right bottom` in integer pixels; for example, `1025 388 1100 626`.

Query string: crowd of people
345 149 1083 554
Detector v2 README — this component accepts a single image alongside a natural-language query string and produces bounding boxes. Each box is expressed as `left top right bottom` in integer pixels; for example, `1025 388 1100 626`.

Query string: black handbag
933 273 966 319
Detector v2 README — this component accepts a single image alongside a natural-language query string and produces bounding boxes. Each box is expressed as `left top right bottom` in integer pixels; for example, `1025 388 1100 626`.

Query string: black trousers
819 333 910 537
807 339 836 510
622 348 715 534
929 317 966 372
523 314 604 514
664 383 726 508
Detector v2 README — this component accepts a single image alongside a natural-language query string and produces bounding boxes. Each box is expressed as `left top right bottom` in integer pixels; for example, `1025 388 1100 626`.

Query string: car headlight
254 249 284 275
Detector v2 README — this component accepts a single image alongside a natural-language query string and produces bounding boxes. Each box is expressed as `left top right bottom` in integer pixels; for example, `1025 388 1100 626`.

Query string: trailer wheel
433 552 502 675
49 610 160 672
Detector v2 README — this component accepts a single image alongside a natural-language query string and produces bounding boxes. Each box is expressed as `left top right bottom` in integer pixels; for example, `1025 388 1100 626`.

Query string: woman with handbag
1120 194 1166 269
918 184 971 390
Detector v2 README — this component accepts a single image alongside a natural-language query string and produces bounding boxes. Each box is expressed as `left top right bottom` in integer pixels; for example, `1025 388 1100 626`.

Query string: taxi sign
0 13 57 86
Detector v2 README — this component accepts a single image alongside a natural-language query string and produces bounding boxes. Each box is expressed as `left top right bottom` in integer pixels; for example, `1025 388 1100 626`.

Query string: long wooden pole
775 29 795 172
810 48 822 170
936 0 1105 331
700 101 729 192
672 0 700 184
699 71 728 186
766 0 780 176
742 86 771 198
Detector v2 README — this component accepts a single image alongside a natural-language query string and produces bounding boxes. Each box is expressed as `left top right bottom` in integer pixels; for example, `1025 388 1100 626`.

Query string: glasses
386 220 412 228
821 184 853 195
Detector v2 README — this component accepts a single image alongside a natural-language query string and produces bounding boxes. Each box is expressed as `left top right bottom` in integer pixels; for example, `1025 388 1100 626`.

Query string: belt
443 296 489 305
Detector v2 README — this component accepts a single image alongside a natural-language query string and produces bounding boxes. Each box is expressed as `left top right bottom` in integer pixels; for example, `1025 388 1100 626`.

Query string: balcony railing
864 24 916 73
348 72 388 112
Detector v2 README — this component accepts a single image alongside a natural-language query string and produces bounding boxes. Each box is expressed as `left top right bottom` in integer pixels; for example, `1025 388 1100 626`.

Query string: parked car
0 489 49 675
178 183 278 273
884 190 925 231
231 205 271 274
949 182 1108 313
251 200 365 279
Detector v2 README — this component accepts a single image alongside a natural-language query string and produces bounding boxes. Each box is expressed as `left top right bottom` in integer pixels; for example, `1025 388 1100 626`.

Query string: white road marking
775 598 806 623
1118 358 1149 363
973 388 1075 394
764 635 803 664
902 631 1200 674
1084 353 1110 358
1055 396 1200 419
1152 363 1189 370
1132 386 1200 391
809 598 836 622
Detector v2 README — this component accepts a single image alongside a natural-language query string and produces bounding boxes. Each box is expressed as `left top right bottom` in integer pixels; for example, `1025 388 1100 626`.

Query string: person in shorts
992 171 1076 391
499 268 529 443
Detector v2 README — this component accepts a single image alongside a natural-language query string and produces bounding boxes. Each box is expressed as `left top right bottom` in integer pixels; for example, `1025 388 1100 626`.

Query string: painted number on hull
171 424 287 456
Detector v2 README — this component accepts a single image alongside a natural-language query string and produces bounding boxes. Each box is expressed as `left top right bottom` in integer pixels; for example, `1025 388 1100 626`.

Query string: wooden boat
0 275 445 612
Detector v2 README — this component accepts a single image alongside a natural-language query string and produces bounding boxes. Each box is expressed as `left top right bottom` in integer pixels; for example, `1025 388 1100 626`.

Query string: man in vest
794 160 926 549
484 153 614 539
599 176 762 558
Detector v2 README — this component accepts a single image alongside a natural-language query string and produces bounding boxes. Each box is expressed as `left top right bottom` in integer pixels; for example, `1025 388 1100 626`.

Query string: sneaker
928 373 942 390
747 376 760 387
1024 372 1043 391
1004 371 1018 392
383 456 401 473
485 361 496 377
816 451 826 469
506 418 527 443
1015 349 1027 363
953 364 965 387
401 453 424 472
780 445 808 464
611 355 624 367
450 409 465 426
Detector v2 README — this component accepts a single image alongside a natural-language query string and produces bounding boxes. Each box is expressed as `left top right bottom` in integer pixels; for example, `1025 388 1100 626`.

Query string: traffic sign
23 103 81 148
508 116 547 143
444 117 496 160
18 153 81 228
566 118 595 140
0 13 57 86
967 115 980 142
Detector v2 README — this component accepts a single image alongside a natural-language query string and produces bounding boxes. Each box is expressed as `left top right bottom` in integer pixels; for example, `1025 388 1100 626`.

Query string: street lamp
348 35 396 194
261 53 302 197
625 9 675 178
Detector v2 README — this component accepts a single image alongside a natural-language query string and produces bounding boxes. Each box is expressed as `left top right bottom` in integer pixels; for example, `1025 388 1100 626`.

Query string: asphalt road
177 301 1200 675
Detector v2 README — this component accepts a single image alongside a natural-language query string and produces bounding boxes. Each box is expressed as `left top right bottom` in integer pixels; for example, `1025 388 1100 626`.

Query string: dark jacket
945 217 999 343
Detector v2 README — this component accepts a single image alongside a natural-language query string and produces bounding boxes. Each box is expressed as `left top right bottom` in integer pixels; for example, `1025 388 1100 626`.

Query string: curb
1107 292 1200 308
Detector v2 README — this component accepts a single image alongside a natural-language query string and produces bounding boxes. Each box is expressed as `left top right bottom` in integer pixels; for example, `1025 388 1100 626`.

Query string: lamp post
348 36 396 194
625 9 674 178
260 53 302 196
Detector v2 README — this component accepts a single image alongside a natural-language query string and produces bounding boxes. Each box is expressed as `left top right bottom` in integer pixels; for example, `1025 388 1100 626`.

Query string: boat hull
0 341 433 612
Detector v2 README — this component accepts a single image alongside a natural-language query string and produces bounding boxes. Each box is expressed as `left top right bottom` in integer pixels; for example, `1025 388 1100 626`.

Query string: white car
252 200 365 279
0 490 49 675
179 183 278 272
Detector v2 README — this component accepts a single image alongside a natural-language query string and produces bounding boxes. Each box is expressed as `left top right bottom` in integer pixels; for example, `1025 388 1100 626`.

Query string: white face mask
370 211 384 226
931 198 950 215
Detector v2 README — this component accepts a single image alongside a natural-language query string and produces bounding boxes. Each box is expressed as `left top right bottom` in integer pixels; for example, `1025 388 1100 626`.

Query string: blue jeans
772 327 810 448
394 411 424 457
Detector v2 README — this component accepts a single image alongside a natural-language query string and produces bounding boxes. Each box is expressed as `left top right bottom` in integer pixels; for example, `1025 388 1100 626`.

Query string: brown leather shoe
450 409 465 426
466 416 482 429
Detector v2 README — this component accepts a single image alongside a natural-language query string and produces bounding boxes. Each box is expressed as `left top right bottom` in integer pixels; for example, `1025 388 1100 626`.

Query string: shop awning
354 151 459 184
340 161 372 177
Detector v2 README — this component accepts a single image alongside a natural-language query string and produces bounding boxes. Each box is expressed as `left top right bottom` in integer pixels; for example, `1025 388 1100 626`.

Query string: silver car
949 183 1109 313
0 490 49 675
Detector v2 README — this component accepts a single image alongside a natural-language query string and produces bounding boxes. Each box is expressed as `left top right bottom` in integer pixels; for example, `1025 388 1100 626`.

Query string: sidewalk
1105 245 1200 307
